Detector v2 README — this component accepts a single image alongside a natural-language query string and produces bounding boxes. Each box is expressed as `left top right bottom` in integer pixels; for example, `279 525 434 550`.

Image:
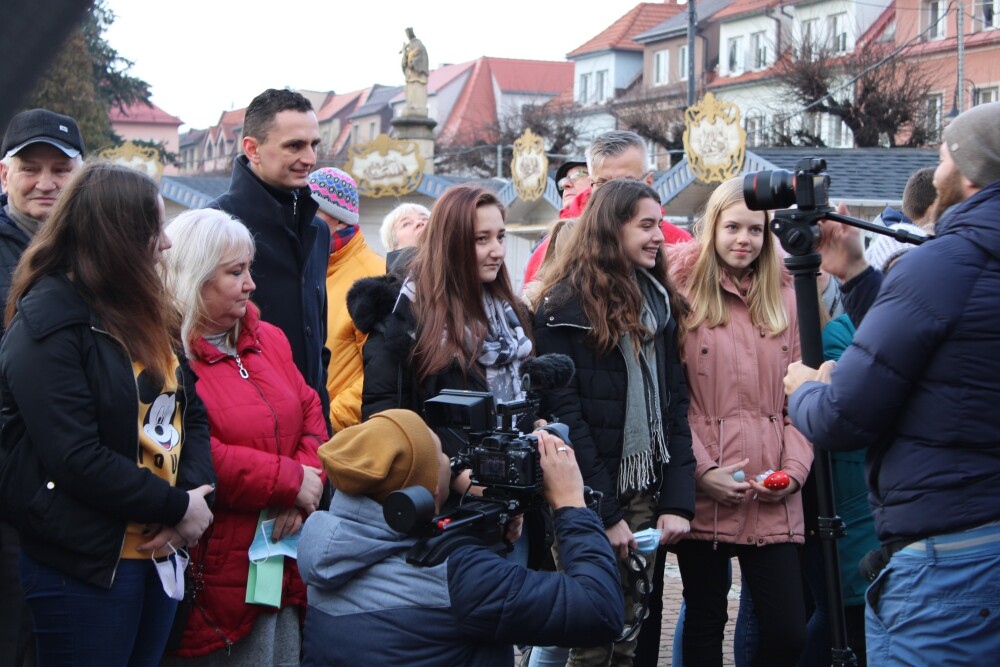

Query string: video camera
743 157 831 212
382 354 601 566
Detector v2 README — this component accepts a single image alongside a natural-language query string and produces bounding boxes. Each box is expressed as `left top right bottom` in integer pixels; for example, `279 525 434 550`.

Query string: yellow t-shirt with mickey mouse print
121 357 186 558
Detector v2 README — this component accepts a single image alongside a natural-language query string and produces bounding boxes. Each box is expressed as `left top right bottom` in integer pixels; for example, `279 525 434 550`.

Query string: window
926 93 944 142
727 36 744 74
801 18 820 60
802 112 822 140
829 13 848 52
369 121 377 141
927 1 946 39
751 32 768 69
977 0 998 29
774 117 790 142
745 114 764 147
654 50 669 85
678 45 689 81
579 73 591 103
595 70 608 102
828 115 846 147
975 86 998 105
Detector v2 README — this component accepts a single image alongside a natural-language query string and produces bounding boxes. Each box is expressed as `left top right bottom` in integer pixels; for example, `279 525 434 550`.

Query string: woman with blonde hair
160 209 326 665
667 176 811 665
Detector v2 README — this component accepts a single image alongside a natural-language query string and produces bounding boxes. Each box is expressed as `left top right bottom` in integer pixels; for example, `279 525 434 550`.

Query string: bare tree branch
434 101 587 178
772 31 934 147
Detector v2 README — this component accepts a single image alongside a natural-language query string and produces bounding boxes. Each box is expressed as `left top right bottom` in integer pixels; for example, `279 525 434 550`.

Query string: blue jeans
19 552 177 667
865 521 1000 666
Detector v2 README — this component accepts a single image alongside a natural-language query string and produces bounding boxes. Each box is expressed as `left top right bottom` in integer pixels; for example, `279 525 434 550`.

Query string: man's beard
929 168 968 225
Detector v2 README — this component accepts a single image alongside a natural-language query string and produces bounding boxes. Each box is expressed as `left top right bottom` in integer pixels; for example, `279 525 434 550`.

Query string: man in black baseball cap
2 108 85 160
0 107 84 665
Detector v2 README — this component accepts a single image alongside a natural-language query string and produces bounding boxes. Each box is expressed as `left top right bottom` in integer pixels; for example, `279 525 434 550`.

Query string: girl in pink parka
667 177 812 666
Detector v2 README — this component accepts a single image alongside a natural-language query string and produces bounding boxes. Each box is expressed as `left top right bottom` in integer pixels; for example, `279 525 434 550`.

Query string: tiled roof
713 0 779 21
179 128 208 148
634 0 736 41
109 101 183 126
750 147 939 202
349 85 404 119
439 58 496 145
438 58 573 145
488 58 574 93
390 61 478 104
317 88 367 122
568 2 685 58
167 175 231 199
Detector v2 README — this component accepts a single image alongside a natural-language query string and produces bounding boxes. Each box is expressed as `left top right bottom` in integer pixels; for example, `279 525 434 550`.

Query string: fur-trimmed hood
347 275 401 335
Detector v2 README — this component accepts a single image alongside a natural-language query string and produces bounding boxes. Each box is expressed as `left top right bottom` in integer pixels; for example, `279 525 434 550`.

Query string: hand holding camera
536 430 585 511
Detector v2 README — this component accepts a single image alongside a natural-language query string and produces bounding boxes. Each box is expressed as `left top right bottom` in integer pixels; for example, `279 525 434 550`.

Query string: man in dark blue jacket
210 89 331 423
298 409 623 666
784 102 1000 665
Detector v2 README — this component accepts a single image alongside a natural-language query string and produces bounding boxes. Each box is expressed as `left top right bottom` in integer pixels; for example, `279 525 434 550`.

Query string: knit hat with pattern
308 167 359 224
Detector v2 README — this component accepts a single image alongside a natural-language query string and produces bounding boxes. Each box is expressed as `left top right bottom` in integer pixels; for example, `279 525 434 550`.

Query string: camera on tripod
743 157 831 212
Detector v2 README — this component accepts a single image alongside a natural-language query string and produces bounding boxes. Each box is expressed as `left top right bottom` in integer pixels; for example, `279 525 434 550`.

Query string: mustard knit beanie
318 409 439 504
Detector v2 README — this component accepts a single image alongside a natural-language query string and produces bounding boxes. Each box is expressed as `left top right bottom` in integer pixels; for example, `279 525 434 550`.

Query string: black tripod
770 205 927 667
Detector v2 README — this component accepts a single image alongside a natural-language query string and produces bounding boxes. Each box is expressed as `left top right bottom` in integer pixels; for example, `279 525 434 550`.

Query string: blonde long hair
684 177 787 334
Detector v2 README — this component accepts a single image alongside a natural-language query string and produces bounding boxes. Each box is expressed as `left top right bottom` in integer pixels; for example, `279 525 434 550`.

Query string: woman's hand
605 520 636 560
269 507 304 541
136 525 185 553
175 484 214 545
749 477 801 503
296 465 324 514
656 513 691 546
698 458 752 506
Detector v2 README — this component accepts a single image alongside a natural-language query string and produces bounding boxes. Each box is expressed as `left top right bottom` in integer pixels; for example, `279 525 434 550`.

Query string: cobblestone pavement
514 552 743 666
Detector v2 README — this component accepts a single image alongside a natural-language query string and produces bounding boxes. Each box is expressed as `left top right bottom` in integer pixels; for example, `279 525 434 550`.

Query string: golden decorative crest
98 141 164 182
345 134 425 198
510 128 548 202
682 93 746 184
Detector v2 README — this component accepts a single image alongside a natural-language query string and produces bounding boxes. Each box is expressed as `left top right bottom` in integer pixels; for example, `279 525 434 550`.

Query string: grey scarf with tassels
617 269 671 495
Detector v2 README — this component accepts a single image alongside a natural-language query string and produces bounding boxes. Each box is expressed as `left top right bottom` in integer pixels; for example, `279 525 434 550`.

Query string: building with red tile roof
388 57 572 147
110 101 184 174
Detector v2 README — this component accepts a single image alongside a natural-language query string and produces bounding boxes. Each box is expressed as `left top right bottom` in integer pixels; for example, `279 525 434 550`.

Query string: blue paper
248 518 301 562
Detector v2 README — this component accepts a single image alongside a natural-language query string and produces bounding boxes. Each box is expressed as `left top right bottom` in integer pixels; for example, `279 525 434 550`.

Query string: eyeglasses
557 168 589 190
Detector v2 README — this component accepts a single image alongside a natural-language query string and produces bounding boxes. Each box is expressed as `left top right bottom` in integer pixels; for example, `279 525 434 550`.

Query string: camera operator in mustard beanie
297 409 623 667
785 101 1000 664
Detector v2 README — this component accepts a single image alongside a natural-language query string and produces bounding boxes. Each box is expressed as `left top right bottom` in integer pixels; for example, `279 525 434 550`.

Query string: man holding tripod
296 409 623 666
784 102 1000 664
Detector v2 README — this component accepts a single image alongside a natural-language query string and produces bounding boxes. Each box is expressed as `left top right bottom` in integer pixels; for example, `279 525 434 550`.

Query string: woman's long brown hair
6 162 180 385
535 179 687 355
408 184 529 382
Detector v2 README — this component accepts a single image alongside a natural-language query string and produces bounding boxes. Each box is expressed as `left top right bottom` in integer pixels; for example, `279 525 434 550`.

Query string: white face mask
152 543 190 601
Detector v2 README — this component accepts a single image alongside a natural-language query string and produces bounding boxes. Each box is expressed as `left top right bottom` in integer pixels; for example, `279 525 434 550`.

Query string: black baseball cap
2 109 85 159
554 159 588 193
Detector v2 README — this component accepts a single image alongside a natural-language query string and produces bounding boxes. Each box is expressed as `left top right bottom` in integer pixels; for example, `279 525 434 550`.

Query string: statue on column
400 27 429 117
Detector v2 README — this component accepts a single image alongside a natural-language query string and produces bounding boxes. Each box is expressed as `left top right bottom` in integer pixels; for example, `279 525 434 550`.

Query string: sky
103 0 653 130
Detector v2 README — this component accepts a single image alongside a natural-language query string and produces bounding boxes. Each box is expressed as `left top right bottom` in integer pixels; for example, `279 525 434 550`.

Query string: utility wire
760 1 957 137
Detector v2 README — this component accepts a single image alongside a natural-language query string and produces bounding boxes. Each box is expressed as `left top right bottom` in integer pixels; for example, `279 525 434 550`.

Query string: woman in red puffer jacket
161 208 327 665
